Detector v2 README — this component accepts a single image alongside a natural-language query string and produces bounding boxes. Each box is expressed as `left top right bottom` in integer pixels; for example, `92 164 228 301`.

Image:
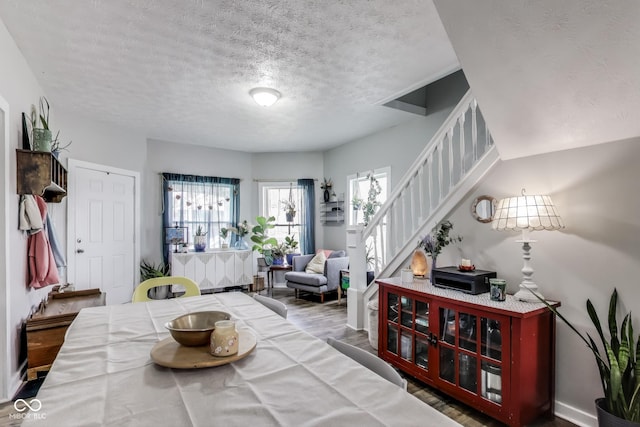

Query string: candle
461 259 471 267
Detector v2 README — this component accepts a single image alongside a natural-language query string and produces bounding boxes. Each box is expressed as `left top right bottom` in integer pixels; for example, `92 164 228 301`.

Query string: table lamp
492 189 564 302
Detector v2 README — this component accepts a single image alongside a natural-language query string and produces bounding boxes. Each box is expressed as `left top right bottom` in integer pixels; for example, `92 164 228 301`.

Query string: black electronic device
431 266 497 295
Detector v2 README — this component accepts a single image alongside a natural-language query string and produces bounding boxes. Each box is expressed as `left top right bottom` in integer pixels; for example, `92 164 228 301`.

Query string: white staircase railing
346 90 500 330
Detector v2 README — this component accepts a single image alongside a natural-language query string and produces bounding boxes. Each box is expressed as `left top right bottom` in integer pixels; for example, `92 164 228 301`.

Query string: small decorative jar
489 279 507 301
210 320 239 357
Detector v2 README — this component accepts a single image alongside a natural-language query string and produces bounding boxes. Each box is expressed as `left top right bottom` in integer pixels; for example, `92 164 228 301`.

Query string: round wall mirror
471 195 496 223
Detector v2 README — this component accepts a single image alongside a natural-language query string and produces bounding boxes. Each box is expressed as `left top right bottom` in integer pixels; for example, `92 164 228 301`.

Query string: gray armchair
284 251 349 303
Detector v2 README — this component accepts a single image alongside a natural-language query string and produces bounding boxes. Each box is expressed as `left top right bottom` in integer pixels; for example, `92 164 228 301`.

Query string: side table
26 288 106 379
267 264 292 289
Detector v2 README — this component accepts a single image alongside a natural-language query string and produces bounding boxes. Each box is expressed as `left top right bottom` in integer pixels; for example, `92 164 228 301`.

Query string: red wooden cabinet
378 277 558 427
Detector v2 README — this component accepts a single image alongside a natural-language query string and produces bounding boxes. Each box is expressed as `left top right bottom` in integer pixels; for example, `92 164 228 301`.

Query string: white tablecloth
24 293 461 426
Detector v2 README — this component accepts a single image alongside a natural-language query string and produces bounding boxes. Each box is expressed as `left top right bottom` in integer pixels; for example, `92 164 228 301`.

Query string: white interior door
68 160 140 305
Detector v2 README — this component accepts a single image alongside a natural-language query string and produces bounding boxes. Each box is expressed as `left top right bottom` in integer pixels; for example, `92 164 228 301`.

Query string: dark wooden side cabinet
16 149 67 202
377 277 559 427
26 288 105 380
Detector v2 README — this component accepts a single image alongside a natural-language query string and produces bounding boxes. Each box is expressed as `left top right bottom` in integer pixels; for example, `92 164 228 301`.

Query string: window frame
346 166 391 226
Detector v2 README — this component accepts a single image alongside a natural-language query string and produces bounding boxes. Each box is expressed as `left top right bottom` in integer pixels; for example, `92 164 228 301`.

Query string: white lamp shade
492 194 564 231
249 87 281 107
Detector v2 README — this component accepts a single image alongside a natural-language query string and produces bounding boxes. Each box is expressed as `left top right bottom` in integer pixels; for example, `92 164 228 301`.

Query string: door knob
76 249 84 254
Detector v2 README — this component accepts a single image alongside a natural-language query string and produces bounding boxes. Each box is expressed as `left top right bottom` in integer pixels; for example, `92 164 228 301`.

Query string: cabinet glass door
400 296 413 328
414 300 430 370
480 317 503 404
438 307 456 383
386 293 399 355
387 293 399 323
438 307 479 394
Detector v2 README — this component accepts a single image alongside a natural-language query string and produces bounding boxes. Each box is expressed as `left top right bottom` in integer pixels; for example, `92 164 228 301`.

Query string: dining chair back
253 294 288 319
326 337 407 390
132 276 201 303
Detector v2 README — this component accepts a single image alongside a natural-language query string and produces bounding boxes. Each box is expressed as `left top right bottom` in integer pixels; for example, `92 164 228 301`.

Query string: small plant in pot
219 227 231 249
194 226 207 252
250 216 278 265
284 234 300 265
534 289 639 426
30 96 52 152
271 242 287 266
281 199 296 222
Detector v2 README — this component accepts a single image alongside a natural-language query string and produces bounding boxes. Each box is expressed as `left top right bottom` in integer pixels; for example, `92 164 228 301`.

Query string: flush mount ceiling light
249 87 281 107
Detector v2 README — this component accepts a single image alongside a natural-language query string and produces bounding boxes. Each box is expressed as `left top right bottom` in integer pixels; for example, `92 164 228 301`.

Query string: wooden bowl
165 311 231 346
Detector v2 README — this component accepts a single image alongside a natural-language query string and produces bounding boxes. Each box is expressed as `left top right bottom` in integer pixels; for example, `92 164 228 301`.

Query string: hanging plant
362 173 382 226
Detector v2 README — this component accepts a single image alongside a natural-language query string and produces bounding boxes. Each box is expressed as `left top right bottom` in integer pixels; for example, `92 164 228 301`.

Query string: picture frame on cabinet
165 227 187 252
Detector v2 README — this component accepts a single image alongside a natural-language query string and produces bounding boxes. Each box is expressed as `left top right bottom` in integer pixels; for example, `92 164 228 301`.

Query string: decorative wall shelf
320 200 344 224
16 149 67 202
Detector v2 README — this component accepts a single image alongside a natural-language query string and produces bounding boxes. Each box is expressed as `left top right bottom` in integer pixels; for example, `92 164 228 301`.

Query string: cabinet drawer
27 326 68 368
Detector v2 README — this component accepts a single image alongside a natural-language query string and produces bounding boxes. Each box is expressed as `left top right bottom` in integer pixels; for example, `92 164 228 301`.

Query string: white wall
440 138 640 425
0 17 51 400
322 71 469 250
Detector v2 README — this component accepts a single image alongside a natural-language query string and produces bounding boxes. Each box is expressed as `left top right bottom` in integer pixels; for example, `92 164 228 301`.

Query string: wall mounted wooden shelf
16 149 67 202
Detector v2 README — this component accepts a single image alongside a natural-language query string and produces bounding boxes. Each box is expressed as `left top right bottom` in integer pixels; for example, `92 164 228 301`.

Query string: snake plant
535 289 639 421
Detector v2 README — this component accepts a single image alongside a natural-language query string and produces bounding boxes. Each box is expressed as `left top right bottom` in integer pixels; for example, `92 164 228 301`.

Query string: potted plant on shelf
30 96 52 152
534 289 639 426
283 234 300 265
321 178 333 203
250 216 278 265
194 226 207 252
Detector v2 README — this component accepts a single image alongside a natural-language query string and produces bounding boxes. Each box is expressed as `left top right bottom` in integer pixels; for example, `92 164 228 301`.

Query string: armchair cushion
284 271 328 287
328 250 346 258
305 251 326 274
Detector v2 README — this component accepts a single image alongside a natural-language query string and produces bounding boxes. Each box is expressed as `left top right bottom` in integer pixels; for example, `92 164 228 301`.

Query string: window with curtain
257 180 315 254
347 167 390 226
162 173 239 261
258 182 304 246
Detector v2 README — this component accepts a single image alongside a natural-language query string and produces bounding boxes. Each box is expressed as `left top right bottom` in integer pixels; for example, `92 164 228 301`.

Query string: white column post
346 225 367 330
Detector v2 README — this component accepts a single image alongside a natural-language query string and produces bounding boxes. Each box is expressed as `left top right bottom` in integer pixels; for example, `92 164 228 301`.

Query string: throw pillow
317 249 333 259
305 251 327 274
328 250 346 258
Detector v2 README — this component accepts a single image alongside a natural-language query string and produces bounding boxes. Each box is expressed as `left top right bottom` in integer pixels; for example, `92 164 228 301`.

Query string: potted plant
250 216 278 265
219 227 230 249
361 173 382 226
271 242 287 266
283 234 300 265
281 198 296 222
535 289 639 426
30 96 52 152
140 259 170 299
194 225 207 252
50 131 72 158
321 178 333 202
416 220 462 278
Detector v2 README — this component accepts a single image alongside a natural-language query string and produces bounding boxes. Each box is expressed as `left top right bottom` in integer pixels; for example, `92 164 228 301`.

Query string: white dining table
23 292 462 427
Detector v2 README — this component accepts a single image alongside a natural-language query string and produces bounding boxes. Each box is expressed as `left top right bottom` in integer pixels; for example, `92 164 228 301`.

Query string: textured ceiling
434 0 640 160
0 0 459 153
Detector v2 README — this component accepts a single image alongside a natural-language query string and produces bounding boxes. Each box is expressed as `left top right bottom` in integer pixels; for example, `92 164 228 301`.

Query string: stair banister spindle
448 128 454 191
471 100 478 161
417 164 425 223
459 114 466 176
438 140 444 203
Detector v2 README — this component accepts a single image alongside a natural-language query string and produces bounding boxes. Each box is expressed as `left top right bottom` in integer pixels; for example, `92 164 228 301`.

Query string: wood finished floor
0 286 577 427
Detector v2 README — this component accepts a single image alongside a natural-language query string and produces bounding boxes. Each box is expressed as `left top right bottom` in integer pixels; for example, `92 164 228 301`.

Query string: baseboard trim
555 400 597 427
